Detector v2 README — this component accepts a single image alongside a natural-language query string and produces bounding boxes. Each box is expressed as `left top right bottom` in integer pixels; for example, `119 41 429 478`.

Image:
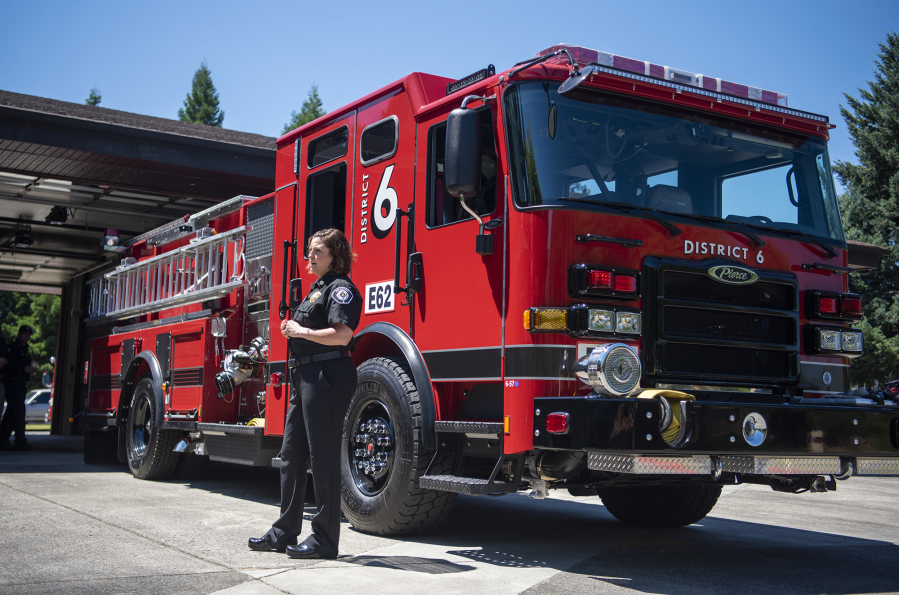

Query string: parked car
1 389 53 423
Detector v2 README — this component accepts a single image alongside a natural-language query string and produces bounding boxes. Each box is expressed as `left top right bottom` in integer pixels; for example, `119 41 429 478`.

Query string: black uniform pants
265 356 357 557
0 381 27 445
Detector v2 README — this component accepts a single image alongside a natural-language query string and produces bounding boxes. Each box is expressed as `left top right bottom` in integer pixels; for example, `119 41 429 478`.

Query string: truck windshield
504 82 845 243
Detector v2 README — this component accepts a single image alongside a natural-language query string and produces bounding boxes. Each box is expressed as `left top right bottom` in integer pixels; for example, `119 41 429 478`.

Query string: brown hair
306 228 355 276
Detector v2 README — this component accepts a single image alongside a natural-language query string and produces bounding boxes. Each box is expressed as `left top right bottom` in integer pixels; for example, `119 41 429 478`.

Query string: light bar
446 64 496 96
534 44 829 124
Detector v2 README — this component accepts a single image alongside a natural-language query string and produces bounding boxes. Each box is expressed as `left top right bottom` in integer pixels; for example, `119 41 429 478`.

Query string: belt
288 350 351 369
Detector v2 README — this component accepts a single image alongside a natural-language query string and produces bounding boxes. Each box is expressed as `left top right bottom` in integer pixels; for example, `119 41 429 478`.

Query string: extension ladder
87 226 247 321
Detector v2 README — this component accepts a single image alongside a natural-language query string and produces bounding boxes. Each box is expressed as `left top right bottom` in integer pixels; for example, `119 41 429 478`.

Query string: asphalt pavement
1 432 897 595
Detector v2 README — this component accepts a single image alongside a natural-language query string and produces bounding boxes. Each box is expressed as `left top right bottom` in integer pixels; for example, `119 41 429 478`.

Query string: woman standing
249 228 361 559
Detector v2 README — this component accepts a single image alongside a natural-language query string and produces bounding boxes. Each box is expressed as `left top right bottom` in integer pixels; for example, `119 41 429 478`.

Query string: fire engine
82 44 899 533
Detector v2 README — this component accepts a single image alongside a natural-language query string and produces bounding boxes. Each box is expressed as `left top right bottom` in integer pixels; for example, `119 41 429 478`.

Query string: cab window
360 117 398 165
308 126 349 169
305 163 346 245
426 108 497 228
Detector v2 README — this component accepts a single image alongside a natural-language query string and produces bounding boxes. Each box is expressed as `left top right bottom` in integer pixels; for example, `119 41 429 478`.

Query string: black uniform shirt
289 272 362 357
4 338 31 383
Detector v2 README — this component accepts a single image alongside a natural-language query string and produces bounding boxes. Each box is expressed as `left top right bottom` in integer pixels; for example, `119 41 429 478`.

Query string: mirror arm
459 192 485 235
461 94 497 108
509 49 578 79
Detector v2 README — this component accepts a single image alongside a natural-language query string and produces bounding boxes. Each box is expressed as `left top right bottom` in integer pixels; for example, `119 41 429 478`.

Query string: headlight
806 326 863 358
841 330 863 352
819 329 841 351
589 309 614 332
616 312 641 334
574 343 641 397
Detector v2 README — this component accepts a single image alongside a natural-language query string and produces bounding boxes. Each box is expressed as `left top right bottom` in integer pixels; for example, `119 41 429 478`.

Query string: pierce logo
707 265 758 285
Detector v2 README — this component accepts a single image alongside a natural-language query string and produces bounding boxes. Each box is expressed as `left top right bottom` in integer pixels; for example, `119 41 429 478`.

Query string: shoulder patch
331 287 353 305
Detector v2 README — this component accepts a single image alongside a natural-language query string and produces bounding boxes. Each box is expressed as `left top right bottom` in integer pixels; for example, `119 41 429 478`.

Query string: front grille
645 260 799 384
664 306 795 345
659 343 794 379
664 271 794 310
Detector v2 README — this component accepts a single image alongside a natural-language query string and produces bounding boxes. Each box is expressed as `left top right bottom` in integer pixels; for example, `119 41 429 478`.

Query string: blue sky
1 0 896 189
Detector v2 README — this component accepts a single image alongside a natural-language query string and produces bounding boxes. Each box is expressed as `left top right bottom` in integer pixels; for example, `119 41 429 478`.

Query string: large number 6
372 164 398 240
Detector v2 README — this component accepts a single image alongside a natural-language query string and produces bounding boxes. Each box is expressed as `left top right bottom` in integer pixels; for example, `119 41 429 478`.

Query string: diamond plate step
419 474 510 495
434 421 504 438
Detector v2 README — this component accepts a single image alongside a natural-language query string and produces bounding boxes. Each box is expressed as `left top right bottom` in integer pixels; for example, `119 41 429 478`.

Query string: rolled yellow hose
638 390 695 445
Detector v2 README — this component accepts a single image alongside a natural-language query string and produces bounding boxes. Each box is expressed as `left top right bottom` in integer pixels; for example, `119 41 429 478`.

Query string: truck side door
413 105 505 384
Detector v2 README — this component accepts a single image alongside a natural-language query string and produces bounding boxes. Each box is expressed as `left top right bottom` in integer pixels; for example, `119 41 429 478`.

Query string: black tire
599 483 723 527
126 376 181 480
340 357 456 535
83 431 121 465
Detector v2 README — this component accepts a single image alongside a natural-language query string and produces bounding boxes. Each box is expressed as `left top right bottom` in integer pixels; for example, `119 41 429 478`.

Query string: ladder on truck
87 226 248 321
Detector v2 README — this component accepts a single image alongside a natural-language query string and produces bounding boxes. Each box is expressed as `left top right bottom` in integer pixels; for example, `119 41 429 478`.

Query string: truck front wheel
126 376 180 480
598 483 723 527
340 357 456 535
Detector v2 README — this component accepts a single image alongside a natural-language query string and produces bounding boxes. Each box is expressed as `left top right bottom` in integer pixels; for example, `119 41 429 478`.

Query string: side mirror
445 104 493 255
445 107 482 197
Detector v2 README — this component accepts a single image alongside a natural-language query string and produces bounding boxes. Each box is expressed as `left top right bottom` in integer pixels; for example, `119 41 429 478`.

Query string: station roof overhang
0 90 276 287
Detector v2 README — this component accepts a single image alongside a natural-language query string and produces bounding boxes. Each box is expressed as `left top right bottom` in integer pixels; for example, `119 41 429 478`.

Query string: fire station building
0 90 276 435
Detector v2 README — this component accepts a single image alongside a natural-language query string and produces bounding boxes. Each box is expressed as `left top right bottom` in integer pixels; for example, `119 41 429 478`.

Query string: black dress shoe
248 534 296 553
285 543 336 559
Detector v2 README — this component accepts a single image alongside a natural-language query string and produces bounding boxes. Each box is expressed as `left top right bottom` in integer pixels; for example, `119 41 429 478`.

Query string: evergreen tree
833 32 899 387
282 84 325 134
178 61 225 127
85 87 101 106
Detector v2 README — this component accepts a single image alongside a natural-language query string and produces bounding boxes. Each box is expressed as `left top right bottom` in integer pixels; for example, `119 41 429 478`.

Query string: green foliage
178 61 224 127
282 84 325 135
833 32 899 387
0 291 61 391
85 87 101 106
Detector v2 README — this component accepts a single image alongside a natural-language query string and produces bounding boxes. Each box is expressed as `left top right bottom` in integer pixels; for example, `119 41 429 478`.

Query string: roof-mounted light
533 44 829 124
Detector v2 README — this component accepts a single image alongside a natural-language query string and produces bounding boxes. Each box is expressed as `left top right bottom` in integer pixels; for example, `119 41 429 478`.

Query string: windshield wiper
660 212 765 249
558 198 682 238
754 227 839 260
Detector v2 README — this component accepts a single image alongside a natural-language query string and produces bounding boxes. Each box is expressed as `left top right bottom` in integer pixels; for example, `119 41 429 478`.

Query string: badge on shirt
331 287 353 304
309 290 322 304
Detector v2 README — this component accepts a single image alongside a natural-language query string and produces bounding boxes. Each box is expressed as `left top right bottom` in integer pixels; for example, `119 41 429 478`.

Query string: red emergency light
613 275 637 293
533 44 830 124
819 297 838 314
840 298 863 318
808 291 863 322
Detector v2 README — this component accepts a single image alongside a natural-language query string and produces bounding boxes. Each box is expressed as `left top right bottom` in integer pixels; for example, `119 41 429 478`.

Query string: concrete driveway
1 433 897 595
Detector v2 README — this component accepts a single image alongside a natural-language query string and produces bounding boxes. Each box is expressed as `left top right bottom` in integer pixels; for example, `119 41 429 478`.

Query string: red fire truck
82 44 899 533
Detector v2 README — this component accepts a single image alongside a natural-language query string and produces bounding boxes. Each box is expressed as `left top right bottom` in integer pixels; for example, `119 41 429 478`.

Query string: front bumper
532 396 899 476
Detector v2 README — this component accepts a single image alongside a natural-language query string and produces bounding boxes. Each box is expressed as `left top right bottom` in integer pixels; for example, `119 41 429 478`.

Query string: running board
419 420 521 495
419 475 512 495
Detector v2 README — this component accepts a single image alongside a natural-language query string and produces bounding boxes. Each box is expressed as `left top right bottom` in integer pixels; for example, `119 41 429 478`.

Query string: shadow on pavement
340 555 475 574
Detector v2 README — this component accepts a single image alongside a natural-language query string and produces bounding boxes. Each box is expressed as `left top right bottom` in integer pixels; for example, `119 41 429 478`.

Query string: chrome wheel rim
131 395 151 458
348 398 395 496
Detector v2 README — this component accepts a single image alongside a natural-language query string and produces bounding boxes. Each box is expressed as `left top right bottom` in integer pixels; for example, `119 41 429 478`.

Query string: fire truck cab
83 44 899 534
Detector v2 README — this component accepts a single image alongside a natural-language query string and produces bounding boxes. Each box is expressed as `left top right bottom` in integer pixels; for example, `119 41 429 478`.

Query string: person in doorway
0 325 36 451
249 228 361 559
0 333 8 428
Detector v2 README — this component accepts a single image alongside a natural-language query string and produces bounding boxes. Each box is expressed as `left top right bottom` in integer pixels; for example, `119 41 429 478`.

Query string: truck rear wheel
126 376 180 480
340 357 456 535
598 483 723 527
